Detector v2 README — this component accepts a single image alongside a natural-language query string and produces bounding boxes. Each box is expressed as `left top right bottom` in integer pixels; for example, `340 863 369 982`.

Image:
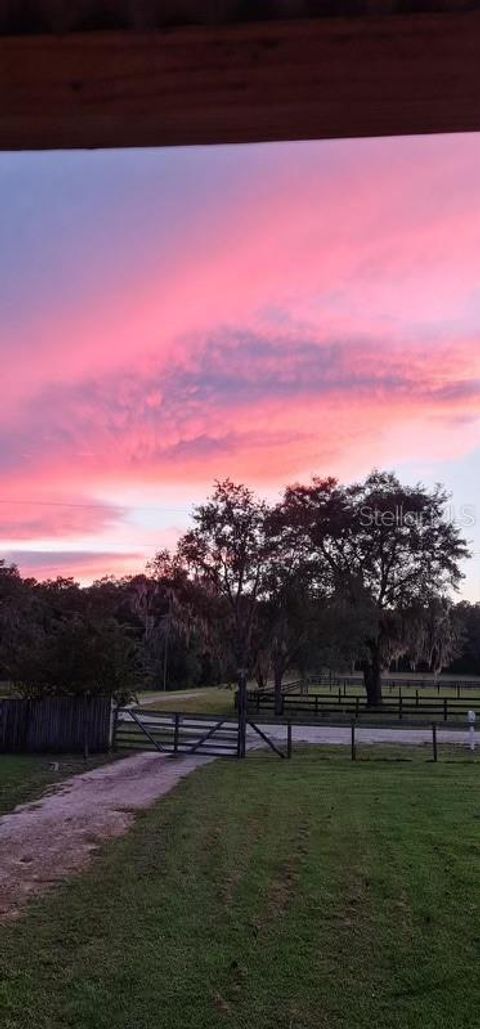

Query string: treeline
0 471 477 708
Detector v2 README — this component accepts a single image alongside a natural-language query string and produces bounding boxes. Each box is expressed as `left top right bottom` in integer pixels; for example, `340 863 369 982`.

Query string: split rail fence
246 687 480 724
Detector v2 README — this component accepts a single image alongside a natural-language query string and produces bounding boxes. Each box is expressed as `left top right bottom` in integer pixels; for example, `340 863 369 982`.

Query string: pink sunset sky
1 133 479 597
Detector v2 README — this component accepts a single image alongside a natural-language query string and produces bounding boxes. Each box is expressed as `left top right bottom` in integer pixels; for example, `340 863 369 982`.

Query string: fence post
338 687 342 705
351 721 356 761
457 684 460 699
237 670 247 759
287 721 292 759
173 713 180 755
110 701 119 750
315 695 319 716
399 694 403 720
416 689 419 708
355 695 360 719
444 698 448 722
84 693 90 761
432 722 438 762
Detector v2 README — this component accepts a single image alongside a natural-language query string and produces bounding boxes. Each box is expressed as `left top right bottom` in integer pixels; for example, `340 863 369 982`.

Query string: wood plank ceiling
1 1 480 149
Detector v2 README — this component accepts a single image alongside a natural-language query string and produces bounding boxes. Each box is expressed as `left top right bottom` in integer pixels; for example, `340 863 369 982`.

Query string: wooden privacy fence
246 689 480 724
0 695 112 754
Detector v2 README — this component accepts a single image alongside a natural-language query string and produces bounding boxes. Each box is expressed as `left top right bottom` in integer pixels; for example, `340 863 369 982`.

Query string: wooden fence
246 689 480 724
0 695 112 754
305 673 480 693
114 707 288 760
114 708 240 757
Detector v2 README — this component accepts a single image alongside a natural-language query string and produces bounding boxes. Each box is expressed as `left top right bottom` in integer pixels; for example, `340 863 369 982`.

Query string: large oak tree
279 470 469 704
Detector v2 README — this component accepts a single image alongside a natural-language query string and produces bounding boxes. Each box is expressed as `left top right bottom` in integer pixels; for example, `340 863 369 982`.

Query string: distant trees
0 562 138 701
6 615 137 702
448 602 480 676
260 502 317 712
177 479 319 712
0 469 474 703
177 480 272 690
277 471 469 704
404 598 463 680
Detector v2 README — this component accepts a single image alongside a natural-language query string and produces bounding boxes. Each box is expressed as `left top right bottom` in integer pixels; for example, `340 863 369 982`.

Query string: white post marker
467 710 476 752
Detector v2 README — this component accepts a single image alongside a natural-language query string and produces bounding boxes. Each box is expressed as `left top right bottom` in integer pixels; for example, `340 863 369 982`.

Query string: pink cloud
3 134 480 580
2 330 479 498
0 496 124 541
1 550 144 584
4 135 480 415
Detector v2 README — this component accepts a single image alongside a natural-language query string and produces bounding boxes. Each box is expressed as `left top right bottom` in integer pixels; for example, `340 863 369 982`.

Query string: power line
0 544 164 551
0 498 191 513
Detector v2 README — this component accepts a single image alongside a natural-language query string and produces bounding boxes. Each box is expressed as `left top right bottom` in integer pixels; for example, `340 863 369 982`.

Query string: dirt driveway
0 752 212 921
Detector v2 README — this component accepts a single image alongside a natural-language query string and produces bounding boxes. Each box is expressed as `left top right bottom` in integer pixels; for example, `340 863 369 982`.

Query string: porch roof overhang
1 2 480 150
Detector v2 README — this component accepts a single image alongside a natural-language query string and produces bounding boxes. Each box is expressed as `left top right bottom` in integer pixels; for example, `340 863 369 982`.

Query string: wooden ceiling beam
1 12 480 151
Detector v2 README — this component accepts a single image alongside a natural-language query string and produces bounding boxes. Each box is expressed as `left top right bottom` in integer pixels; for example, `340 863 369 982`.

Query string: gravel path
0 752 212 921
255 724 472 747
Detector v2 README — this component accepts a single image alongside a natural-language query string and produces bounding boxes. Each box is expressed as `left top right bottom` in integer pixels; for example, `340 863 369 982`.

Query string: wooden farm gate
114 707 240 757
114 707 288 759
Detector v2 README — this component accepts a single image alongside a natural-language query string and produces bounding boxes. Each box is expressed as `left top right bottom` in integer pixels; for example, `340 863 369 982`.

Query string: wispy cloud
2 134 480 581
0 550 143 583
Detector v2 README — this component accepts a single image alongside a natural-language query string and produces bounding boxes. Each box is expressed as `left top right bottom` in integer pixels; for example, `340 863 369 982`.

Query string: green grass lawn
308 683 480 699
137 683 480 724
250 683 480 725
0 754 121 816
140 686 236 717
2 750 480 1028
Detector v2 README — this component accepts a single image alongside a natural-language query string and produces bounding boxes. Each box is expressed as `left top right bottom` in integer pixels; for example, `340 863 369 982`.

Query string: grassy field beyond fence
248 676 480 725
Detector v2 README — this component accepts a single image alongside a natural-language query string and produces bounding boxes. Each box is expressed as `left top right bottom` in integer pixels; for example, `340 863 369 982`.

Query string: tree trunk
274 665 284 716
237 670 247 758
362 645 382 706
256 667 266 691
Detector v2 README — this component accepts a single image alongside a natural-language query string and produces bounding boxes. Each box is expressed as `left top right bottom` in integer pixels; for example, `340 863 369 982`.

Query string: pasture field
307 682 480 699
140 686 236 716
139 682 480 725
1 749 480 1028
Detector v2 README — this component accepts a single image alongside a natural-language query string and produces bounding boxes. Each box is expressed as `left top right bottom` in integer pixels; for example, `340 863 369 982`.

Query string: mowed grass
0 754 123 816
140 686 236 717
254 683 480 725
2 751 480 1028
310 684 480 699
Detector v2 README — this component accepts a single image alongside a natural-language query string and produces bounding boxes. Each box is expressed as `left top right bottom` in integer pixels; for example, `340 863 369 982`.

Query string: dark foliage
0 469 474 701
